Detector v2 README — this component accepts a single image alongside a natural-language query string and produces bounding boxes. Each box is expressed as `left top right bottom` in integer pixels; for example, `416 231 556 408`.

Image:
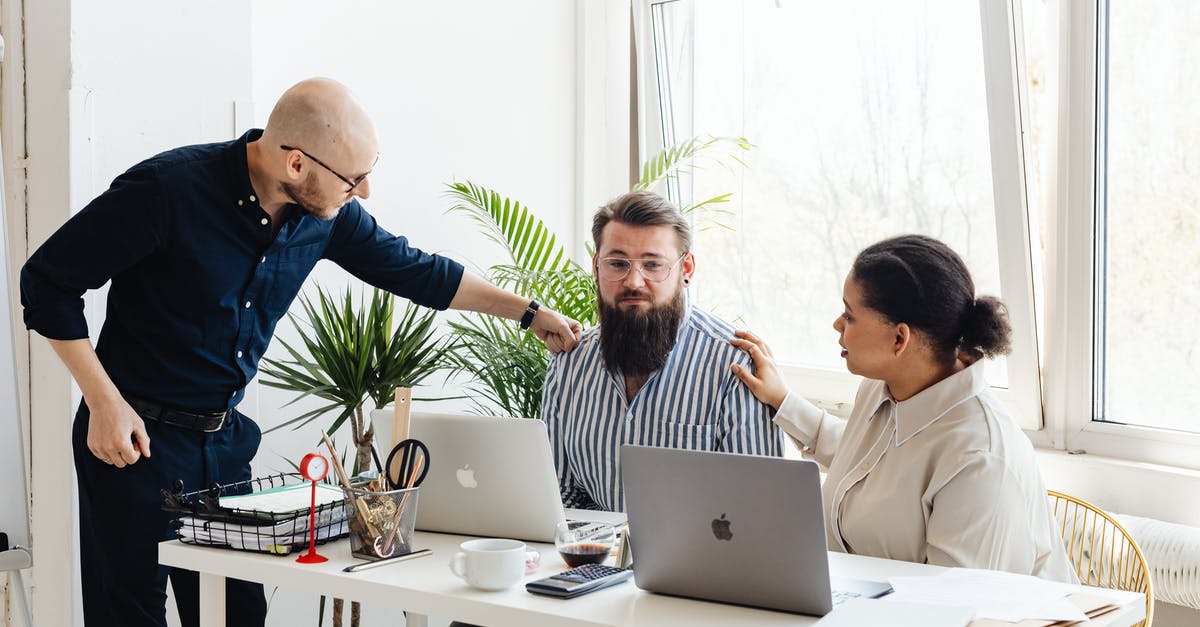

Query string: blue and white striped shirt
542 305 782 512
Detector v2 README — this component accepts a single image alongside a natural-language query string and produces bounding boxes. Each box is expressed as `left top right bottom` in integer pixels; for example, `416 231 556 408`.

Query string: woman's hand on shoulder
730 330 790 410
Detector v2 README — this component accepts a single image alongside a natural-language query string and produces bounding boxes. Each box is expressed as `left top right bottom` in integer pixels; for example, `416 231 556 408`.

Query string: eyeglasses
280 145 376 193
596 254 687 283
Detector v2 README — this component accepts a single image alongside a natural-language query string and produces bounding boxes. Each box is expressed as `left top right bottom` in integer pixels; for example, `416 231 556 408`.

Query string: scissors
373 439 430 558
383 438 430 491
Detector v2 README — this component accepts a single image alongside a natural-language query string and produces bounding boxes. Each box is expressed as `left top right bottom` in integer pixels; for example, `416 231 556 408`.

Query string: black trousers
73 401 268 627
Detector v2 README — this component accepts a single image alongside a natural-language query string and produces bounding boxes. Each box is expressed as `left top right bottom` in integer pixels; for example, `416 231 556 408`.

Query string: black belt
125 396 230 433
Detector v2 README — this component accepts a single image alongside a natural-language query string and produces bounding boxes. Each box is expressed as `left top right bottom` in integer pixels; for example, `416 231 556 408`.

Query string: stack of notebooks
169 479 349 554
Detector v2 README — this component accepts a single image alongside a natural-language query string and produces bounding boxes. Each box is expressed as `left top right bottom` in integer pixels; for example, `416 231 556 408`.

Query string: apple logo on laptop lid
711 513 733 541
456 464 478 489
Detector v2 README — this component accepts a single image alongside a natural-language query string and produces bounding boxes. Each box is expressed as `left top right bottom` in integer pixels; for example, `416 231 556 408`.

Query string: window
1096 1 1200 432
1043 0 1200 467
639 0 1043 427
640 0 1200 467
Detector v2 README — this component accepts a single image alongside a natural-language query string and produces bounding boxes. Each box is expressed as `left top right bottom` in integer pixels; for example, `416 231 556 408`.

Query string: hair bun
959 295 1012 359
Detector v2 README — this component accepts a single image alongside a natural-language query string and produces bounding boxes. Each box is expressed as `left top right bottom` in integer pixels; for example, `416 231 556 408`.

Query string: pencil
343 548 432 573
321 433 381 538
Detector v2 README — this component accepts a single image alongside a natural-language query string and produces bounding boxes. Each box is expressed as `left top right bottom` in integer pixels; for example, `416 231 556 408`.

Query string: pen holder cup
341 485 420 561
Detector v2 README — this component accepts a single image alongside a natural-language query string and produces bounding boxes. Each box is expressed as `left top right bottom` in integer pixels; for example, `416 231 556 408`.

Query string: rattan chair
1047 489 1154 626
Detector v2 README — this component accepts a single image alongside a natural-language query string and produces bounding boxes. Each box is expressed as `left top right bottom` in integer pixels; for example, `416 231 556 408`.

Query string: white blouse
775 362 1077 582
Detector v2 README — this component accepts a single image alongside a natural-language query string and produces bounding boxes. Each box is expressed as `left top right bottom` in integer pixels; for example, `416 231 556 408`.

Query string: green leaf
488 264 597 327
634 135 753 197
442 314 549 419
445 181 571 275
260 285 450 435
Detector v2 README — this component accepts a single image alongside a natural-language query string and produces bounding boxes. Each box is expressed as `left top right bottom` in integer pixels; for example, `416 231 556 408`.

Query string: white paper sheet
814 598 974 627
219 482 345 514
887 568 1089 622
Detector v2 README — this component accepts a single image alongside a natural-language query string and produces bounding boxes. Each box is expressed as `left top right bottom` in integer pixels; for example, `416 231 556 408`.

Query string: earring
683 278 690 285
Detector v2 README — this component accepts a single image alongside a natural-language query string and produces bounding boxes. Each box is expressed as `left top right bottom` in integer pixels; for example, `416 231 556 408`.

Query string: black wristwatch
519 299 540 330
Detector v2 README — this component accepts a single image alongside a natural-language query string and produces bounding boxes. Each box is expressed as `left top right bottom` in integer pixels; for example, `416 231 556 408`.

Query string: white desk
159 533 1146 627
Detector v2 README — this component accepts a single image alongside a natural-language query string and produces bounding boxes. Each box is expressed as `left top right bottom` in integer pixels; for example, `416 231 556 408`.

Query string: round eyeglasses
596 254 687 283
280 145 377 193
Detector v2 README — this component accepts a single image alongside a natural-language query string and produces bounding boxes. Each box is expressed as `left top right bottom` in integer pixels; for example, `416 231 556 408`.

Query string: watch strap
519 299 540 330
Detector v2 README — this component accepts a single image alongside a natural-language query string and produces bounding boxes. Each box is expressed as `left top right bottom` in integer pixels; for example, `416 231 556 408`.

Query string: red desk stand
296 452 330 564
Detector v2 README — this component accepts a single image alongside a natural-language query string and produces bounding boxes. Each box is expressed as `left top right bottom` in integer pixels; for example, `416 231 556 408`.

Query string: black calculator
526 563 634 598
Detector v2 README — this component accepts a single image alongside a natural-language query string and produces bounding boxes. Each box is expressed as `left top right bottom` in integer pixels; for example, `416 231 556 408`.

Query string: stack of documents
177 515 349 552
880 568 1143 625
218 481 345 515
175 483 348 553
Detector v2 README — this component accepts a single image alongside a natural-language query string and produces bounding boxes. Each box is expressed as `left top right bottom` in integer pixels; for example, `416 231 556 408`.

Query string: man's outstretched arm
449 271 582 353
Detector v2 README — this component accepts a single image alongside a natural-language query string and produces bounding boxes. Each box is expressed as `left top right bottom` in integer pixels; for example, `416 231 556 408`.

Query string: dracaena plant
259 285 451 474
444 135 751 418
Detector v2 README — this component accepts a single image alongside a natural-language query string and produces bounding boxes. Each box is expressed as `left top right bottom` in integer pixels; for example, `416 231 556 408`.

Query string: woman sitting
731 234 1075 582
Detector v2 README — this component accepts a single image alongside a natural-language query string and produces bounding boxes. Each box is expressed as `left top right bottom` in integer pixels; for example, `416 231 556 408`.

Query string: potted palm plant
260 285 450 472
259 285 450 627
444 135 750 418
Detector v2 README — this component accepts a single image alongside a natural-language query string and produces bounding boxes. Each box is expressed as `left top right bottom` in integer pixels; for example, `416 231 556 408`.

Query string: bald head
247 78 379 218
262 77 378 170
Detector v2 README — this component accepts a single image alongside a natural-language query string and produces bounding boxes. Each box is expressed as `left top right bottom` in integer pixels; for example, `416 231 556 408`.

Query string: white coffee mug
449 538 530 591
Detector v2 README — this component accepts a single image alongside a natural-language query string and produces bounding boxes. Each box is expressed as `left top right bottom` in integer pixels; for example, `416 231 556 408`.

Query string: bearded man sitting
541 190 782 512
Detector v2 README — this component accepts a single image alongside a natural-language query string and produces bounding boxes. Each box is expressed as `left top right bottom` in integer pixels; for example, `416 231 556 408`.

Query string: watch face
300 453 329 481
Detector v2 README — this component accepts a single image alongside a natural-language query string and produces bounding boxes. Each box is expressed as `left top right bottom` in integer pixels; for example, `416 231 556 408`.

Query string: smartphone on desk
526 563 634 598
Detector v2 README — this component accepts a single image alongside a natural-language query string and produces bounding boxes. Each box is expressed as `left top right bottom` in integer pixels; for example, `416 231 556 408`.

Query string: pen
321 434 381 538
343 548 433 573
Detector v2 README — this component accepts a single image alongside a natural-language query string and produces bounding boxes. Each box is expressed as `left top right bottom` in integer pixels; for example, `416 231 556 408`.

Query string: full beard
282 174 342 221
597 288 686 378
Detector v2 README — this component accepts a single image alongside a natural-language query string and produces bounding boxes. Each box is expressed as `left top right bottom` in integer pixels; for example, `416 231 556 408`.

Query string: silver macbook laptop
409 413 623 543
409 413 565 542
621 445 890 616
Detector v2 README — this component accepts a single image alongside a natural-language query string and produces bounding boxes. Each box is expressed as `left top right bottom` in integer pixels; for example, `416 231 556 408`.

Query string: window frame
1043 0 1200 469
634 0 1045 432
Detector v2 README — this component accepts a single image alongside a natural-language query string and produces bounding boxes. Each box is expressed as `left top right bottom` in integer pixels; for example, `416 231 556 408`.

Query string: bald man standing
20 78 582 627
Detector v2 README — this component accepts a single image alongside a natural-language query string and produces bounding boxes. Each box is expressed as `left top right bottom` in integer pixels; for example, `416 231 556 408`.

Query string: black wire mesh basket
162 472 348 556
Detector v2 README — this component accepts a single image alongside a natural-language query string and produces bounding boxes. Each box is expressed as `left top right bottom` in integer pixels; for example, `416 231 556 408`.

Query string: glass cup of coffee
555 521 616 567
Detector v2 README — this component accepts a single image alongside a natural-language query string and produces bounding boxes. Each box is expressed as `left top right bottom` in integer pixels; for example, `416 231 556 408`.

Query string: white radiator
1116 514 1200 610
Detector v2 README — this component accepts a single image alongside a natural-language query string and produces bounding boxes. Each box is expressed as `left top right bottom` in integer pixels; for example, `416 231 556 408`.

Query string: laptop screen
621 445 837 615
409 413 567 542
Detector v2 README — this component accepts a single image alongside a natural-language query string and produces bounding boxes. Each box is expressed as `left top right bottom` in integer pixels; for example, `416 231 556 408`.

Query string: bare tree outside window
656 1 1006 384
1100 1 1200 431
653 0 1200 434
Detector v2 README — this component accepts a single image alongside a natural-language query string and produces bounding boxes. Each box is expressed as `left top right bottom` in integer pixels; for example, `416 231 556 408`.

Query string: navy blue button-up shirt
21 129 464 412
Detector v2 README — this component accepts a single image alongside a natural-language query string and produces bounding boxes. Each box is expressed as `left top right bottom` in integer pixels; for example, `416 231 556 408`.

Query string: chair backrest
1047 490 1154 627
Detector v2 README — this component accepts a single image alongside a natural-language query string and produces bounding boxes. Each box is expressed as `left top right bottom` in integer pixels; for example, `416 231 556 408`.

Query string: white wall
72 4 254 178
1037 451 1200 528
